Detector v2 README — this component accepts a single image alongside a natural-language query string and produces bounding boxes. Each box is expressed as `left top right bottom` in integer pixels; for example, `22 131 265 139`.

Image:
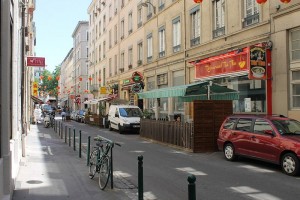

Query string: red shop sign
195 48 249 80
26 57 46 67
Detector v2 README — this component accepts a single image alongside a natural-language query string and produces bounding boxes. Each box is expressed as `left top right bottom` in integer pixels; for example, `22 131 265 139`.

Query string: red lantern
79 77 83 81
56 76 60 81
57 86 60 89
78 85 80 88
48 76 52 81
40 75 44 80
280 0 291 3
98 78 101 82
193 0 203 3
89 77 92 81
256 0 267 4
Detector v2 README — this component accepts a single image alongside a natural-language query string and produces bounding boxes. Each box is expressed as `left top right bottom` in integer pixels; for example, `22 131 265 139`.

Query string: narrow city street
54 118 300 200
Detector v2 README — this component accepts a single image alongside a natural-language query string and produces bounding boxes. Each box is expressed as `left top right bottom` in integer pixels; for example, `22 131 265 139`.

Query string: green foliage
39 66 61 97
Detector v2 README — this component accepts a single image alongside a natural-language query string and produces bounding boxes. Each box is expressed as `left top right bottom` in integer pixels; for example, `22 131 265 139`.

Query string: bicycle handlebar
93 136 121 147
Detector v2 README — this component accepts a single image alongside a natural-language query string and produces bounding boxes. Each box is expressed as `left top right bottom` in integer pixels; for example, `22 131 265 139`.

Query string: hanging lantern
57 86 60 89
71 86 73 88
89 77 92 81
280 0 291 3
193 0 203 3
44 86 47 89
78 85 80 88
40 75 44 80
79 77 83 81
256 0 267 4
98 78 101 82
56 76 60 81
48 76 52 81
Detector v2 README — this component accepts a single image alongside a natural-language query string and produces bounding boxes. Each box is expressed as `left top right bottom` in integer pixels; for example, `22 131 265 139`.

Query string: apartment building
87 0 300 121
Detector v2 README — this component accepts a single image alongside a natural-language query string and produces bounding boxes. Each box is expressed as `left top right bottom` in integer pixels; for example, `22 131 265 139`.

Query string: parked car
70 110 78 120
108 105 143 134
217 114 300 176
76 110 86 123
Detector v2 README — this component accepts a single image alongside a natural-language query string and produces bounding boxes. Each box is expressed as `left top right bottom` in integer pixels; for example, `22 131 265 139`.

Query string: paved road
56 119 300 200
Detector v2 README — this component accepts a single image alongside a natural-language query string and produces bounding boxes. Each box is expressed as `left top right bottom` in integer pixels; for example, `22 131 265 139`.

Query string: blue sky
34 0 91 72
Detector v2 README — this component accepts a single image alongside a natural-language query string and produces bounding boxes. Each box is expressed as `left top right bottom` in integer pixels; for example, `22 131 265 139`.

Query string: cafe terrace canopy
137 82 239 102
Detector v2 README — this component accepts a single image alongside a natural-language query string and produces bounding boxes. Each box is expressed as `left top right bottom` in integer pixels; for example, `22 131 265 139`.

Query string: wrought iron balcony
213 26 225 39
243 13 259 28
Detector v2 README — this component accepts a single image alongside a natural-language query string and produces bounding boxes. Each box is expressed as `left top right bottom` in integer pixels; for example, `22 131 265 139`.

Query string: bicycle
88 136 121 190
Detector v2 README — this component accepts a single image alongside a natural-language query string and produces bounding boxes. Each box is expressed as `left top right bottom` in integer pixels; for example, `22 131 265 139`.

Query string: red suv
217 114 300 176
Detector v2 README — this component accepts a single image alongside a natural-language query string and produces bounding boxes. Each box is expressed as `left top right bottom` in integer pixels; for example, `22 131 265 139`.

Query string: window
158 26 165 58
99 45 101 61
190 6 200 46
147 33 153 62
291 71 300 108
158 0 165 11
103 41 106 58
138 42 143 65
103 15 106 32
114 54 117 75
120 52 125 72
128 47 133 68
137 5 142 28
147 76 156 110
114 25 117 44
121 19 125 39
290 29 300 109
213 0 225 38
173 71 184 112
172 17 181 52
254 119 273 134
99 21 102 36
109 30 112 48
291 29 300 61
235 118 252 132
109 58 112 77
243 0 259 27
223 118 238 130
146 0 154 20
114 0 118 14
128 12 133 34
109 4 112 20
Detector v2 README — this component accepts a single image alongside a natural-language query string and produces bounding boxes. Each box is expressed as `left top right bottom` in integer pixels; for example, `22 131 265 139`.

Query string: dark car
76 110 86 123
217 114 300 176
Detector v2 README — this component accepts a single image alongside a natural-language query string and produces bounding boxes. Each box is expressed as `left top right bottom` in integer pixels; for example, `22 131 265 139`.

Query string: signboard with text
26 57 46 67
195 48 249 79
32 82 38 97
248 46 267 80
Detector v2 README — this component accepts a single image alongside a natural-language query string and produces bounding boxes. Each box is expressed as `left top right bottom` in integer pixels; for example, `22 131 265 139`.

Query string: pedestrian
61 111 66 121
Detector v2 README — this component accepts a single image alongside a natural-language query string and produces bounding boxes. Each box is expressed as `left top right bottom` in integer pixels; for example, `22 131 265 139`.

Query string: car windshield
119 108 142 117
271 119 300 135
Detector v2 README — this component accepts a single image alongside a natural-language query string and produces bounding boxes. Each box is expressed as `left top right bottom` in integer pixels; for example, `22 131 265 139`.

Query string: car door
231 118 254 156
249 119 281 162
110 108 119 129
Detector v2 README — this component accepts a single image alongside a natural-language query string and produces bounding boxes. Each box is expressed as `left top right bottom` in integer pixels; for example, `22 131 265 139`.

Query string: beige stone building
87 0 300 121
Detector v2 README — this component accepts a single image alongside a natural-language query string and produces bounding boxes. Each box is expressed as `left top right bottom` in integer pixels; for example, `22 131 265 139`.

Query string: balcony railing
190 37 200 47
213 26 225 39
243 13 259 28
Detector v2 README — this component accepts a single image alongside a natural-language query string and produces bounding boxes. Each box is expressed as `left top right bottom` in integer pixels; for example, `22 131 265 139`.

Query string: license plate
133 125 140 128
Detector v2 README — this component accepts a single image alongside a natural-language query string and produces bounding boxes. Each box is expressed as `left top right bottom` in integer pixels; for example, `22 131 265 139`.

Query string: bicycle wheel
89 150 98 179
98 156 111 190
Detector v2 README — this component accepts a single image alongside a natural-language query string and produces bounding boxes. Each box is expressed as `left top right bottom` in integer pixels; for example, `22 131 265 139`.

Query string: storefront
192 43 272 114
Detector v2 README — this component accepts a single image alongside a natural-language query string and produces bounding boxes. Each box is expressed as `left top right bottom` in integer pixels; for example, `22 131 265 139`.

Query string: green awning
138 82 239 101
179 82 239 102
137 82 200 99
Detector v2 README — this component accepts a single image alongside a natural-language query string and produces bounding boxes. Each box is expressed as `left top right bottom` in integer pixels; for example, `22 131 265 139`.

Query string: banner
27 57 46 67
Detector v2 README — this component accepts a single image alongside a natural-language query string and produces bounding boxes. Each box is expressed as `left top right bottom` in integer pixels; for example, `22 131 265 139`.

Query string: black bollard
87 136 91 166
69 127 71 147
58 121 61 136
61 123 63 139
73 129 76 151
138 155 143 200
188 175 196 200
79 130 82 158
65 126 67 143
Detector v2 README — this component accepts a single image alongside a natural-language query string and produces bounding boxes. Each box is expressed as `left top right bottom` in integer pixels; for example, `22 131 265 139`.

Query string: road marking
130 150 145 153
143 191 158 200
238 165 275 173
114 170 132 178
230 186 281 200
47 146 53 155
176 167 207 176
170 150 188 155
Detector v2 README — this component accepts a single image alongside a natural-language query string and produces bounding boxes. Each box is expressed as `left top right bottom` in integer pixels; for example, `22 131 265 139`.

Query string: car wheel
108 122 113 131
118 124 123 134
281 153 299 176
224 143 236 161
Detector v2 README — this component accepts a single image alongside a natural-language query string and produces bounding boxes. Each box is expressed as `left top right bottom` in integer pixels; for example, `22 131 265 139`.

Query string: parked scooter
44 113 51 128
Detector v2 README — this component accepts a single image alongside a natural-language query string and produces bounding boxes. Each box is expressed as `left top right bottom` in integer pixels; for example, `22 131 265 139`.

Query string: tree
39 66 61 97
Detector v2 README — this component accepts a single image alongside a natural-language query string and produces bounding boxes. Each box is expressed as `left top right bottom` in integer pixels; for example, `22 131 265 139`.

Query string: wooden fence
140 119 194 151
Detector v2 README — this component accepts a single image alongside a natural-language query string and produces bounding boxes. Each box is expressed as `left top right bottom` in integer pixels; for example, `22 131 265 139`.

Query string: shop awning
31 95 44 104
137 82 239 101
179 82 239 102
137 82 200 99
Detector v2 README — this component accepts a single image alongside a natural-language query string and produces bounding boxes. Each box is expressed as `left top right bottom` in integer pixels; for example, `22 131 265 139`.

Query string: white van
108 105 143 134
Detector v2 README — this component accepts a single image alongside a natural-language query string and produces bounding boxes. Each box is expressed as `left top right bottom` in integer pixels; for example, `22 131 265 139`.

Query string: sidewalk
12 123 133 200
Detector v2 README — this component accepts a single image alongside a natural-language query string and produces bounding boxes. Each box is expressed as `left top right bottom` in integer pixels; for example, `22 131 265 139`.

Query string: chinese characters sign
32 82 38 97
248 46 266 80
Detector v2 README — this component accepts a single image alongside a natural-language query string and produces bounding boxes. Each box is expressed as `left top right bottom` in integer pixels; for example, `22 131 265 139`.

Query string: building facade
88 0 300 121
1 0 36 199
